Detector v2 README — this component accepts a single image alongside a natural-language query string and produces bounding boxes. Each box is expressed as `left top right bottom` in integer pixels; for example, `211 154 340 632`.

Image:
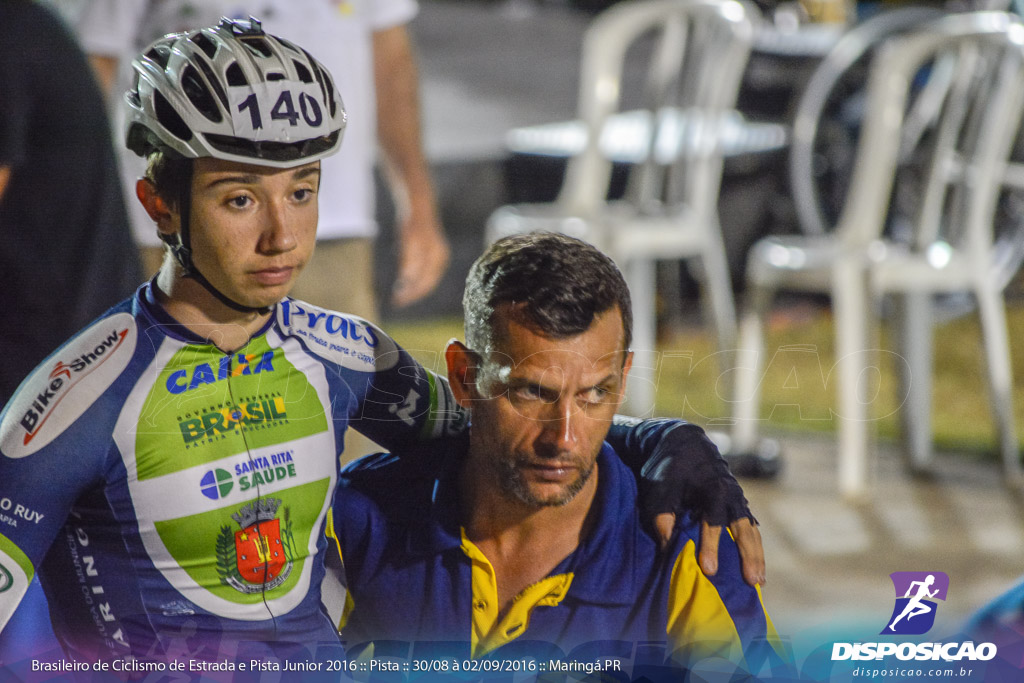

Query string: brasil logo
882 571 950 635
216 498 296 594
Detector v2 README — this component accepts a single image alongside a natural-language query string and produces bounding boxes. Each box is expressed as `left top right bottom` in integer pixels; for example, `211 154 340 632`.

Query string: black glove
605 417 756 528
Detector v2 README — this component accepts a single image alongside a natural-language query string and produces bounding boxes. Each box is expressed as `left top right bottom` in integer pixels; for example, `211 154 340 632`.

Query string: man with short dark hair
333 233 778 674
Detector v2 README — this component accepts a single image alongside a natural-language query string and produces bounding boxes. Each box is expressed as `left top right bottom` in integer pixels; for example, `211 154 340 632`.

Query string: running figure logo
882 571 950 635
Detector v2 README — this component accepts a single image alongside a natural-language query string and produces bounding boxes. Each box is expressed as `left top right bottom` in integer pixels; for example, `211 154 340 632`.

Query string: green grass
384 304 1024 455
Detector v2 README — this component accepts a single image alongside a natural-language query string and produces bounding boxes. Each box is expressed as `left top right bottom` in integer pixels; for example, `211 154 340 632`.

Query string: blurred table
754 22 847 58
504 109 789 163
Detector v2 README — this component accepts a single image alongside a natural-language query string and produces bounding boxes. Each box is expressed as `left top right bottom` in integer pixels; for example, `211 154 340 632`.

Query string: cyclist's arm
0 313 135 631
0 408 101 631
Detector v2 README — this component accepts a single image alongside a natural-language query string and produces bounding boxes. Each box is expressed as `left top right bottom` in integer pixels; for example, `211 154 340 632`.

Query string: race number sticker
229 82 326 141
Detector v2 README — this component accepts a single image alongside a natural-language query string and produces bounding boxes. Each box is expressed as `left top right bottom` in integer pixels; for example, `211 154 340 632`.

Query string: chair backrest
556 0 758 219
837 12 1024 270
788 5 944 237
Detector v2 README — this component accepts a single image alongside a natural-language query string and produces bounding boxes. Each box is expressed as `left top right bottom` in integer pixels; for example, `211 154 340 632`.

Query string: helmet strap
171 162 272 316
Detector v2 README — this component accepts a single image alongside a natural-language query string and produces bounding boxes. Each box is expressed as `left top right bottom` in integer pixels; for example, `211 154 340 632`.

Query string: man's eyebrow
506 372 620 391
205 174 261 188
292 166 321 181
204 167 321 189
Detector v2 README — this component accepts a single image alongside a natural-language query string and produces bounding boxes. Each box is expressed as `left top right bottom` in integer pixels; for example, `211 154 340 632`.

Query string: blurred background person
0 0 141 666
0 0 141 407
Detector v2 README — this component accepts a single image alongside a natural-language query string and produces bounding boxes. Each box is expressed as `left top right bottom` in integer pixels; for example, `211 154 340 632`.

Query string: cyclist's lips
250 266 295 286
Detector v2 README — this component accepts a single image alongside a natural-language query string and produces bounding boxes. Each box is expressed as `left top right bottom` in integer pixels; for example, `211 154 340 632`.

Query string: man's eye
583 387 611 404
293 188 314 201
513 386 542 401
227 195 252 209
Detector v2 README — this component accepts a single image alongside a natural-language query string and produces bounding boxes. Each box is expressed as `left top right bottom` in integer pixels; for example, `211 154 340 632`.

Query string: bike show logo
199 451 298 502
882 572 949 636
19 327 131 445
216 498 296 594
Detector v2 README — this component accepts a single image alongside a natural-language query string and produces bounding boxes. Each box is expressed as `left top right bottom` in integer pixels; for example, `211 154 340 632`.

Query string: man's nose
539 397 578 453
260 201 296 253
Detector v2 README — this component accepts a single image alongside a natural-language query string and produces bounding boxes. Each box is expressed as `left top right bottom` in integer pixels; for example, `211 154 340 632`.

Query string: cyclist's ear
136 178 177 236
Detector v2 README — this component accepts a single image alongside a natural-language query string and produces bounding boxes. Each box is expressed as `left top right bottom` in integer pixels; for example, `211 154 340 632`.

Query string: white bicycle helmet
126 16 346 167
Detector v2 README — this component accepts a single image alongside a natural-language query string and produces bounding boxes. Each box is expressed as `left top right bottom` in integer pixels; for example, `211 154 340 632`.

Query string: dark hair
144 149 192 209
464 233 632 352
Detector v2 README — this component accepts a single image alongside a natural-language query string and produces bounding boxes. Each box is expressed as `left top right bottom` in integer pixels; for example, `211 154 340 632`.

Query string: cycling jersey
333 440 779 672
0 282 463 663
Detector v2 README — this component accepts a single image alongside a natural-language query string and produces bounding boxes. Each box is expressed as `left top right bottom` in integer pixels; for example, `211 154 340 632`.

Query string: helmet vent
320 65 337 118
191 32 218 59
278 38 301 56
226 62 247 86
182 65 223 123
204 130 341 162
154 90 194 142
145 45 172 71
310 61 336 118
194 56 228 108
267 72 285 82
293 61 313 83
240 36 273 58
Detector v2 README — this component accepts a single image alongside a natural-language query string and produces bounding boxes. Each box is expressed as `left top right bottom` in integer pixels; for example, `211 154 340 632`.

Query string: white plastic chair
729 11 1024 497
486 0 760 415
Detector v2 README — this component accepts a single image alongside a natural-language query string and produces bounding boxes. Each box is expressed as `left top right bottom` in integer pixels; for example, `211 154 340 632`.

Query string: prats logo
882 571 949 636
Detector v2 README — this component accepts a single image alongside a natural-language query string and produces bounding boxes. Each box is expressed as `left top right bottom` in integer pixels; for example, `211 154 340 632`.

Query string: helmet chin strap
165 163 272 316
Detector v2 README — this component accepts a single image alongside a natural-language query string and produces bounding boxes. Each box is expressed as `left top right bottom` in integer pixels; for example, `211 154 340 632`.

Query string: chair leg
833 260 872 498
698 241 740 380
893 292 934 472
623 258 658 417
730 286 772 454
976 285 1022 482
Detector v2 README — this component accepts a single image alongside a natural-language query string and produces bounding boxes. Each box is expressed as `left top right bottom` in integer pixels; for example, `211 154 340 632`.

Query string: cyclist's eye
227 195 252 209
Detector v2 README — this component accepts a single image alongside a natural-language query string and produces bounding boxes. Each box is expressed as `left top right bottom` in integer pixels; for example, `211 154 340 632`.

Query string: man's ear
135 178 177 239
616 350 634 407
445 340 481 409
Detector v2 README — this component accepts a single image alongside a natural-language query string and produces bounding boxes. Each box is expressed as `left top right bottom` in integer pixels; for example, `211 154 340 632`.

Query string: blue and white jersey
0 282 462 664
